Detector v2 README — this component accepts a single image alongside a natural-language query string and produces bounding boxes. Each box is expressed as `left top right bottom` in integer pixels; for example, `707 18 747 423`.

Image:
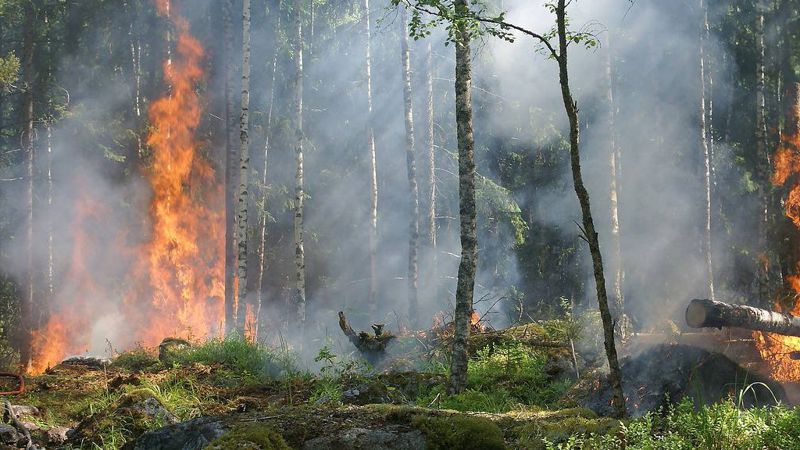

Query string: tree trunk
364 0 379 311
254 0 283 342
446 0 477 396
126 0 143 163
555 0 625 418
699 0 715 302
293 0 307 327
235 0 252 335
605 32 627 339
755 0 770 307
21 0 36 372
401 8 420 328
425 41 438 304
223 0 238 334
686 298 800 337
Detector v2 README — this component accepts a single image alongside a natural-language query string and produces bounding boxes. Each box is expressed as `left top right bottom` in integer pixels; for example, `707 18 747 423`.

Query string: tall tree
254 0 283 341
223 0 238 333
554 0 625 417
446 0 477 395
20 0 36 372
425 41 437 300
700 0 715 301
755 0 770 306
605 32 627 338
401 8 420 327
293 0 307 327
235 0 252 334
364 0 379 310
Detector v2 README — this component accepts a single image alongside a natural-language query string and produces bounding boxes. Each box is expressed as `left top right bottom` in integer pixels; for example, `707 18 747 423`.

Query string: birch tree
254 0 283 342
401 8 420 328
223 0 237 333
605 33 627 338
20 0 35 371
364 0 379 310
235 0 252 334
447 0 477 395
425 41 437 303
293 0 307 327
755 0 770 307
699 0 715 302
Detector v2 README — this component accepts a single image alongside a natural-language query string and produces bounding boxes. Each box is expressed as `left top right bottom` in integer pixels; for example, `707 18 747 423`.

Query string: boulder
302 426 426 450
122 417 228 450
0 424 18 445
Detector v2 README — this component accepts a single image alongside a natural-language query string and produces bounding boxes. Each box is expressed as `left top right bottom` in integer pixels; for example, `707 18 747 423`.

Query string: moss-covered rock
205 423 290 450
412 414 506 450
515 415 620 449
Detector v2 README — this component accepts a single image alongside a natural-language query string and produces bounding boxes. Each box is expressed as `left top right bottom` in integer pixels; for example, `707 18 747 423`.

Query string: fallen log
686 298 800 337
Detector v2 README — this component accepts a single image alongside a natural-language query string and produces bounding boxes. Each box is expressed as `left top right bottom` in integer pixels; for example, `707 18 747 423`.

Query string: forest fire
27 0 223 373
124 0 224 346
756 115 800 381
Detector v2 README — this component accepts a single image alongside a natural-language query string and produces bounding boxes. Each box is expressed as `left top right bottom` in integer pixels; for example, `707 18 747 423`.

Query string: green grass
417 342 573 412
110 347 159 372
531 399 800 450
169 335 296 383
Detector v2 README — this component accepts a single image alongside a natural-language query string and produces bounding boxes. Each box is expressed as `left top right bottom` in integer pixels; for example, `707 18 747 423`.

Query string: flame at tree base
27 0 223 373
756 109 800 381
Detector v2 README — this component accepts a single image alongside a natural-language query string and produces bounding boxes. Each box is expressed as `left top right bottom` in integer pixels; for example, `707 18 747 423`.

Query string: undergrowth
417 342 573 412
532 398 800 450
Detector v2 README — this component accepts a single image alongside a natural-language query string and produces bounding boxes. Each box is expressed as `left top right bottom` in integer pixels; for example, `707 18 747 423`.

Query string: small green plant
309 346 372 406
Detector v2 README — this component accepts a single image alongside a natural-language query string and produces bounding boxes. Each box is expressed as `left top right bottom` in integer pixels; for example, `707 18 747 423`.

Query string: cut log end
686 299 712 328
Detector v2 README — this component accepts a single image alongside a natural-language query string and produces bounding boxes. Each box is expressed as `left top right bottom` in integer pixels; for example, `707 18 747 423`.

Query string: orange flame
27 0 223 373
125 2 224 346
756 119 800 381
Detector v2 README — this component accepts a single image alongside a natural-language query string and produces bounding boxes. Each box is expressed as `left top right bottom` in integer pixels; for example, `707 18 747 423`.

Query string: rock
122 417 228 450
0 424 18 445
125 396 179 425
8 405 38 417
302 426 427 450
18 421 40 432
45 426 70 445
68 393 178 446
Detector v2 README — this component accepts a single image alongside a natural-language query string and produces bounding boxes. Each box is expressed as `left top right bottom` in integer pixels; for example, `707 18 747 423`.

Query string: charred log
338 311 396 361
686 298 800 337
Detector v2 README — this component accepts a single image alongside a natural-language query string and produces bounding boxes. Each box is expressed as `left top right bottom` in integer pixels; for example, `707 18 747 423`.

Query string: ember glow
27 0 223 373
756 120 800 381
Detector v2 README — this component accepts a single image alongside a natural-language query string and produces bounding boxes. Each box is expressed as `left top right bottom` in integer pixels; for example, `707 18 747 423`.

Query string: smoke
0 0 759 370
478 0 747 328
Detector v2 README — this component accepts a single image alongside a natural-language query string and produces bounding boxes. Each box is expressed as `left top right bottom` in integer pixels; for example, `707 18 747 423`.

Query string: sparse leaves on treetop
394 0 599 56
0 53 20 90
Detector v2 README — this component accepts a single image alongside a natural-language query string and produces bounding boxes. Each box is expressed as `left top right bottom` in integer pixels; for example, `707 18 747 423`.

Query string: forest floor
1 322 800 449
